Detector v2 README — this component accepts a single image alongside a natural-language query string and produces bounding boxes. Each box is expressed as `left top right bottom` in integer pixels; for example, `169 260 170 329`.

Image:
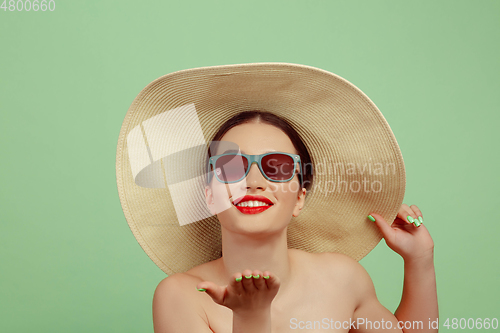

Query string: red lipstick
232 195 274 215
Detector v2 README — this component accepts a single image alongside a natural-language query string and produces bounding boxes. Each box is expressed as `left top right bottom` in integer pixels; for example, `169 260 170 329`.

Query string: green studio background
1 0 499 332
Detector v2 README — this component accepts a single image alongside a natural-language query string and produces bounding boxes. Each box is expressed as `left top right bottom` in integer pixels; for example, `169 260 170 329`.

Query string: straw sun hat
115 62 406 276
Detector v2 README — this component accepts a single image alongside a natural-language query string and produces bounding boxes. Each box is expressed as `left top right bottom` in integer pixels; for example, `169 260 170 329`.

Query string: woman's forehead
217 122 297 155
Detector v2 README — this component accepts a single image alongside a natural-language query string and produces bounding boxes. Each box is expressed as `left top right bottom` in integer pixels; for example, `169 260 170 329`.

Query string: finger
252 270 266 290
230 272 244 295
392 221 418 234
263 271 280 291
410 204 424 224
241 269 256 293
397 203 418 225
367 213 394 241
392 216 409 227
196 281 226 305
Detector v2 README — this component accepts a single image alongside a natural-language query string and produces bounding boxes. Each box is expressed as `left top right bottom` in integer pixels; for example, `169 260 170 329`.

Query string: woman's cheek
279 182 302 209
268 182 280 192
209 183 232 214
210 182 247 214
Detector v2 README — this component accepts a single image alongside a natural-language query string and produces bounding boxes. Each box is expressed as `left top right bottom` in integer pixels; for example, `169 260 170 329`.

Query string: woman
152 111 437 333
115 63 438 333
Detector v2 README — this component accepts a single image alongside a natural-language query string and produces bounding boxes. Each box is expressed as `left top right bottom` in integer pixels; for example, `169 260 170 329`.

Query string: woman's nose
245 162 267 188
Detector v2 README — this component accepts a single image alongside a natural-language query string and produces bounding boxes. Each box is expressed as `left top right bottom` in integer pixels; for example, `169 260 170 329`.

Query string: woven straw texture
116 63 406 275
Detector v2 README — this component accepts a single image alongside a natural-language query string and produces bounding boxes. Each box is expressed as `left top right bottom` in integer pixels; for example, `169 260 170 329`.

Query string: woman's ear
292 187 306 217
205 184 216 215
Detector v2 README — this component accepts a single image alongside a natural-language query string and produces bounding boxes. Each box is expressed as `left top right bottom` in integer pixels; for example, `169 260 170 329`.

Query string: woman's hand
195 269 280 315
369 204 434 262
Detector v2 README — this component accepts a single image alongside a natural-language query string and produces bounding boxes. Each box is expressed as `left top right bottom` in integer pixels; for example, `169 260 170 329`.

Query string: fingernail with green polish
235 276 242 282
252 274 260 279
244 275 252 279
367 215 376 222
197 288 206 292
413 220 422 227
263 275 270 279
407 216 414 223
418 216 423 223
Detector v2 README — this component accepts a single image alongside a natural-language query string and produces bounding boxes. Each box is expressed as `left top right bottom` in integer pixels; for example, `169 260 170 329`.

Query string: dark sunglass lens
262 154 295 181
214 155 248 182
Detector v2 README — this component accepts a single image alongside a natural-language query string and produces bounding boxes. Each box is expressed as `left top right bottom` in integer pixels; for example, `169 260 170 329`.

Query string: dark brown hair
206 111 313 193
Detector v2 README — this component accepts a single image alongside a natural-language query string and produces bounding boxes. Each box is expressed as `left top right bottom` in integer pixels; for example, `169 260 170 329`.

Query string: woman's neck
218 227 293 289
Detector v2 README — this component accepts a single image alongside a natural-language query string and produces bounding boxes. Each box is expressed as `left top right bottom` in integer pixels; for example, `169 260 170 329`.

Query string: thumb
196 281 226 305
368 213 394 240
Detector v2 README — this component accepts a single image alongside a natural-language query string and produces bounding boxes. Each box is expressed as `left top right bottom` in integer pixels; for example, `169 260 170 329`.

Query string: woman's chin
218 207 288 235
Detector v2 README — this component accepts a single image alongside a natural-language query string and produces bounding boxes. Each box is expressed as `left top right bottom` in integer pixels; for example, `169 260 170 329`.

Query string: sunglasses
208 152 302 184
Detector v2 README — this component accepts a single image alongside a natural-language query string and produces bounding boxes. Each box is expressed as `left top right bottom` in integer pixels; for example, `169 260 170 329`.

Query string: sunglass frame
207 152 302 184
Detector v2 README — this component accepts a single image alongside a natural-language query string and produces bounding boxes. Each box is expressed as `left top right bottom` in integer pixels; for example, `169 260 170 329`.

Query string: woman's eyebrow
220 149 242 154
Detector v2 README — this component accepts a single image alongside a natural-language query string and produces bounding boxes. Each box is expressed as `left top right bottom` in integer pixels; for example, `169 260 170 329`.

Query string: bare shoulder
152 272 203 315
154 258 221 293
321 251 373 282
290 249 375 295
154 259 219 304
154 271 200 296
153 268 214 333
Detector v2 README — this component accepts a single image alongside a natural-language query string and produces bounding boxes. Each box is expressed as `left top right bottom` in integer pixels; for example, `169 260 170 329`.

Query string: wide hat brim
116 62 406 276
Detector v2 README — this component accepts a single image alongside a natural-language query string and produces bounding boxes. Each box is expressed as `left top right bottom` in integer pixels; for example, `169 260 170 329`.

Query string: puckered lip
232 195 274 206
